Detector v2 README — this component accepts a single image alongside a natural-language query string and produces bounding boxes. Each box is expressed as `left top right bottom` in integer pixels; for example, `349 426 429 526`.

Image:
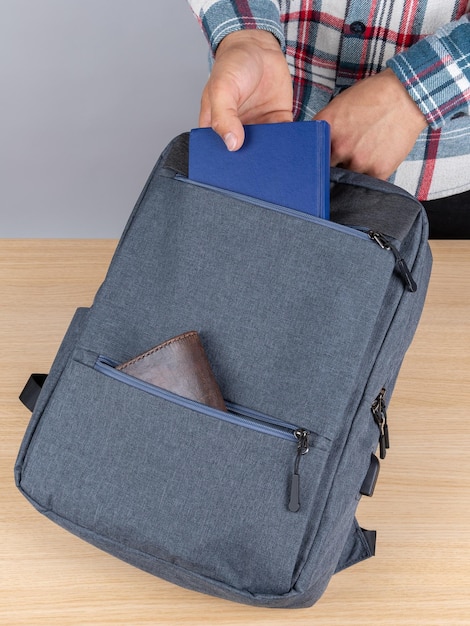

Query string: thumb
200 85 246 151
214 115 245 152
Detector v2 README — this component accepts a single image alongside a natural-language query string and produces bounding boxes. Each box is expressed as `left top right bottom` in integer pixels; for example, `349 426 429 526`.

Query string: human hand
314 68 428 180
199 30 294 151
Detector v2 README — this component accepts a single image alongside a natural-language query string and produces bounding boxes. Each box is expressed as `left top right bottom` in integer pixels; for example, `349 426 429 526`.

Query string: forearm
386 14 470 129
187 0 285 53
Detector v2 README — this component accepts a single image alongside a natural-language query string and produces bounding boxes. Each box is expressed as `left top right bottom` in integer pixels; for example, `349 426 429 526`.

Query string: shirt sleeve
386 14 470 129
187 0 285 54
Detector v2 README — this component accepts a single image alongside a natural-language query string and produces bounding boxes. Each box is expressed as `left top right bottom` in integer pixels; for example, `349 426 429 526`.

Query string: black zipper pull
289 429 310 512
368 231 417 292
371 388 390 459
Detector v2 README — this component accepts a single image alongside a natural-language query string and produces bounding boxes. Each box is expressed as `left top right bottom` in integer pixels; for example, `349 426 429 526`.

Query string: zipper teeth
174 175 370 242
94 357 298 442
225 401 298 431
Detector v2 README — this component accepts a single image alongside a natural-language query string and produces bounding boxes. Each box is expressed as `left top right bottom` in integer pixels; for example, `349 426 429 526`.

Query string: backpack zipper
371 388 390 459
174 174 370 241
289 428 310 512
94 355 311 512
368 231 417 292
175 176 417 291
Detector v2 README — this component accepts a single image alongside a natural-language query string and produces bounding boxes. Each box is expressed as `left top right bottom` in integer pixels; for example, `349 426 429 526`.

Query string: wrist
381 68 428 133
216 29 282 57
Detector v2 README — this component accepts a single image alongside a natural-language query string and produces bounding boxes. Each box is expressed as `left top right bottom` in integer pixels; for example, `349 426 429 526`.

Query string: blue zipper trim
225 401 299 432
173 176 420 289
94 356 299 443
174 175 370 242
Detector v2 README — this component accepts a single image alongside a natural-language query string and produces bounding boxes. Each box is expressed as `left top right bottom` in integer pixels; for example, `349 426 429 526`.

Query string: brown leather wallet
116 331 226 411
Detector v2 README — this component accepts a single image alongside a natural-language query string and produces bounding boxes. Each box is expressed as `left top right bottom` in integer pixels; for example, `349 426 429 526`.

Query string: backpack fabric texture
15 133 432 608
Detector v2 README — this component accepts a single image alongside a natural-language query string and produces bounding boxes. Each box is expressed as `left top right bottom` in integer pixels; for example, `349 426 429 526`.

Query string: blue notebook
188 121 331 219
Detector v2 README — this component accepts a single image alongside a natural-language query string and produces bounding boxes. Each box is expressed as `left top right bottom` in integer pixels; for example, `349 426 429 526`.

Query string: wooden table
1 240 469 625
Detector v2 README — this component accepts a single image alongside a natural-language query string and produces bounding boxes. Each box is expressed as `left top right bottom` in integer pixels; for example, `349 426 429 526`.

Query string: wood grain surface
1 239 469 626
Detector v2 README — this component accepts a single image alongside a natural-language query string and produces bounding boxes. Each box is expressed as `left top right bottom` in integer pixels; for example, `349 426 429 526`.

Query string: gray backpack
15 133 432 608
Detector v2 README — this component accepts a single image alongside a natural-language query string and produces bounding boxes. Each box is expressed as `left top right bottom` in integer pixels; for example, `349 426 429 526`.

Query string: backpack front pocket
19 356 332 596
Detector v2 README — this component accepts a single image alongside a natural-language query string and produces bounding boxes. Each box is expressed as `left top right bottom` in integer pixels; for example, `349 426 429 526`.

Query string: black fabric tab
361 528 377 556
19 374 48 413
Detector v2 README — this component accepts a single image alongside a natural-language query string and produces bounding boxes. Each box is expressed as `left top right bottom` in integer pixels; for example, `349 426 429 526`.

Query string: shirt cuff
386 15 470 129
191 0 285 54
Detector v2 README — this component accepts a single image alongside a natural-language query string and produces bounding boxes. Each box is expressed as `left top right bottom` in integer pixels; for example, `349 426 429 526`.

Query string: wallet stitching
116 331 198 370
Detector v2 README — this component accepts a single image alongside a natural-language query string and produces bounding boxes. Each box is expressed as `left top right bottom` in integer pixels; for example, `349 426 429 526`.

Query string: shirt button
349 21 366 35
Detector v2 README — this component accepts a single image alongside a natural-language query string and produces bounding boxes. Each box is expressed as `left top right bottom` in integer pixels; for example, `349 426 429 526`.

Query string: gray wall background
1 0 208 237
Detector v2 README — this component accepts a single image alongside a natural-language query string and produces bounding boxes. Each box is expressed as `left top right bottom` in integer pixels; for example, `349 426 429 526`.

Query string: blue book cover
188 121 331 219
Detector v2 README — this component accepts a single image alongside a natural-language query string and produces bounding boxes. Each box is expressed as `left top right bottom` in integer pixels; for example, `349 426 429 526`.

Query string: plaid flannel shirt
188 0 470 201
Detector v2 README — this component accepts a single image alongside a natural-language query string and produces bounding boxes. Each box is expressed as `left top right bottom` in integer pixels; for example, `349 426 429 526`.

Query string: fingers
211 91 246 151
314 70 428 180
328 136 398 180
199 83 293 152
199 78 246 151
197 30 294 152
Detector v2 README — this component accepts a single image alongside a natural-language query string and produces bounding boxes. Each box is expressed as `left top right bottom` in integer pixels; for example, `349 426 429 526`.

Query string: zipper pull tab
371 388 390 459
368 231 417 292
379 427 387 460
395 257 417 293
289 430 309 512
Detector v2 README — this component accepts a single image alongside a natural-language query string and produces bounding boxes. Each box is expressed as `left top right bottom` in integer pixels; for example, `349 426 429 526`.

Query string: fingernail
224 132 237 151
